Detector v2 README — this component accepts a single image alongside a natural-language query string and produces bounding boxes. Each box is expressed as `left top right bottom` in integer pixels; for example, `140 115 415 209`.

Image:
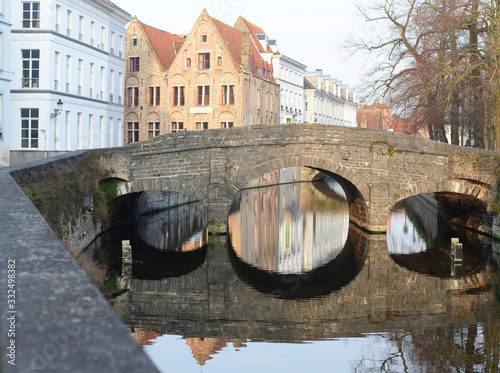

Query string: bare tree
352 0 500 149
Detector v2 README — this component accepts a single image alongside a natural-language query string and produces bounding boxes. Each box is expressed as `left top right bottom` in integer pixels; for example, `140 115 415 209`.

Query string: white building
0 0 12 166
9 0 131 165
234 17 307 124
304 70 357 127
273 54 307 124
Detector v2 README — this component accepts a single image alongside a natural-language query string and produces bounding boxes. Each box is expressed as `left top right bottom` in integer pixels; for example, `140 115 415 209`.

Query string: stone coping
0 152 159 373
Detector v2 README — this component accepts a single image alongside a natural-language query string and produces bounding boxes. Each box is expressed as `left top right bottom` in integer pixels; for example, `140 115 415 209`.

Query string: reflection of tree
373 322 500 371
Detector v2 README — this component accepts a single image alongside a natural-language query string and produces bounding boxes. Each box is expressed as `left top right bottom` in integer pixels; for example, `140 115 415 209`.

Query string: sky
111 0 373 93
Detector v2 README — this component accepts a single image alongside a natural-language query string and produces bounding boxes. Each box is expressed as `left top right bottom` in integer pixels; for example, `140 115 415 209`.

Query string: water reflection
98 184 500 372
105 201 208 280
388 194 489 278
228 179 349 274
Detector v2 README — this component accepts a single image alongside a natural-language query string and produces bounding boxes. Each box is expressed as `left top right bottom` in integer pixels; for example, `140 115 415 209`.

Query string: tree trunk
470 0 486 148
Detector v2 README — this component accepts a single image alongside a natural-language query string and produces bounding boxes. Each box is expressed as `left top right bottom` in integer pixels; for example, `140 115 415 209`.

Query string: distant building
357 100 393 131
304 70 357 127
8 0 131 166
124 9 279 143
235 17 307 124
0 0 12 166
357 100 421 136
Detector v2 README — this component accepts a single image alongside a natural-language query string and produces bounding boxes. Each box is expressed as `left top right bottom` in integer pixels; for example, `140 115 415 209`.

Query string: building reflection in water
228 177 349 274
134 201 207 253
387 194 489 278
108 201 209 280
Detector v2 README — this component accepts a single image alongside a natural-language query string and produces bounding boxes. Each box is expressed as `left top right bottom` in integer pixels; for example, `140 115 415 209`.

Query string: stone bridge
109 124 500 233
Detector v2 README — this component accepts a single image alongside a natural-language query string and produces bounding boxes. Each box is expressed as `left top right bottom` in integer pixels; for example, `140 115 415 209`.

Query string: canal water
97 177 500 372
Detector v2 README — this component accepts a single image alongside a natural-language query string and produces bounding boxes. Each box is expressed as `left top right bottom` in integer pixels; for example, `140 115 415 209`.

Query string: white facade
249 33 307 124
304 71 357 127
0 0 11 166
272 54 307 124
9 0 130 165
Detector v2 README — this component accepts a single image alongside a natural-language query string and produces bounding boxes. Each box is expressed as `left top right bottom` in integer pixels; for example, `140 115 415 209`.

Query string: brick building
124 9 279 143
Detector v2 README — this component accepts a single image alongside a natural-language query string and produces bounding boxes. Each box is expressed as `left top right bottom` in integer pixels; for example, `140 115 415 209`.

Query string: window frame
127 121 139 144
129 57 139 72
149 86 160 106
20 108 39 148
221 85 235 105
171 121 184 133
197 85 210 106
173 86 185 106
22 2 40 29
126 87 139 107
21 49 40 88
198 52 210 70
195 122 208 130
221 121 233 128
148 121 160 138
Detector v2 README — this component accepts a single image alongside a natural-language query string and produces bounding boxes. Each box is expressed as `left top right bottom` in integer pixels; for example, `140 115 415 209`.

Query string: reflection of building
184 338 231 366
132 329 162 346
229 181 349 274
134 202 207 252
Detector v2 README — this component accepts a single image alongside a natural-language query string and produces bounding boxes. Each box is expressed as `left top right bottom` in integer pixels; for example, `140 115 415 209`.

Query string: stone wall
121 124 500 233
0 153 159 373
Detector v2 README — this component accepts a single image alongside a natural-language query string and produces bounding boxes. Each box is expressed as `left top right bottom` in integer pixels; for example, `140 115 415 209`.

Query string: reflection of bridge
106 125 500 233
114 232 496 342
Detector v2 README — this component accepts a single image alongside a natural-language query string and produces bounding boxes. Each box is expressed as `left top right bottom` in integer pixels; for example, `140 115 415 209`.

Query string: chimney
241 31 251 71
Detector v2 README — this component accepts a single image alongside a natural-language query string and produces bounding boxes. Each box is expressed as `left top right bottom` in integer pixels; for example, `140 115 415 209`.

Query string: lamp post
47 99 63 158
50 99 63 118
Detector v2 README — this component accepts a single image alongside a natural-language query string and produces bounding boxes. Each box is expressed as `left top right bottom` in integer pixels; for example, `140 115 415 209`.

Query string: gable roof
140 21 185 70
210 15 275 83
238 17 270 54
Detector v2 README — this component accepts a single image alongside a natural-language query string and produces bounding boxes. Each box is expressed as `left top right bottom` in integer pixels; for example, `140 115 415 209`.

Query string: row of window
126 85 235 107
126 121 233 144
23 2 124 56
21 49 123 103
21 108 119 149
128 52 222 73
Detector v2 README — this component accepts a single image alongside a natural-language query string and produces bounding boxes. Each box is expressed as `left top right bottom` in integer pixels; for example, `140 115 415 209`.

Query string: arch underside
389 178 493 210
230 157 370 229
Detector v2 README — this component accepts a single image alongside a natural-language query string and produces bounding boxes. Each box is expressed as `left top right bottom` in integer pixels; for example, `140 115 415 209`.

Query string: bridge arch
388 178 493 212
116 178 208 205
228 155 370 228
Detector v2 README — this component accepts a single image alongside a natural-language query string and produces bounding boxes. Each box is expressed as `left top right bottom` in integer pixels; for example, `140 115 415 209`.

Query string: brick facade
124 10 279 143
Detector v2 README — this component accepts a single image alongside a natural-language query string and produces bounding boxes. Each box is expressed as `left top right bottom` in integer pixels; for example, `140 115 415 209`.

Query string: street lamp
50 99 63 118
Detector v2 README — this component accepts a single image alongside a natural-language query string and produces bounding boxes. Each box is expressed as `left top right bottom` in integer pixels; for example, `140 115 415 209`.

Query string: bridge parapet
122 125 500 232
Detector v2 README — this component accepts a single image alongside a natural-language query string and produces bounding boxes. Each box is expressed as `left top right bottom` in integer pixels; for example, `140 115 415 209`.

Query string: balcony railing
66 83 70 93
54 80 59 90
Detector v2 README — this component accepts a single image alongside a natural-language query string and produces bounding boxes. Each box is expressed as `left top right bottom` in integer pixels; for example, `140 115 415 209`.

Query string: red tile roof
211 16 275 83
211 17 242 67
239 17 268 54
140 21 185 70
